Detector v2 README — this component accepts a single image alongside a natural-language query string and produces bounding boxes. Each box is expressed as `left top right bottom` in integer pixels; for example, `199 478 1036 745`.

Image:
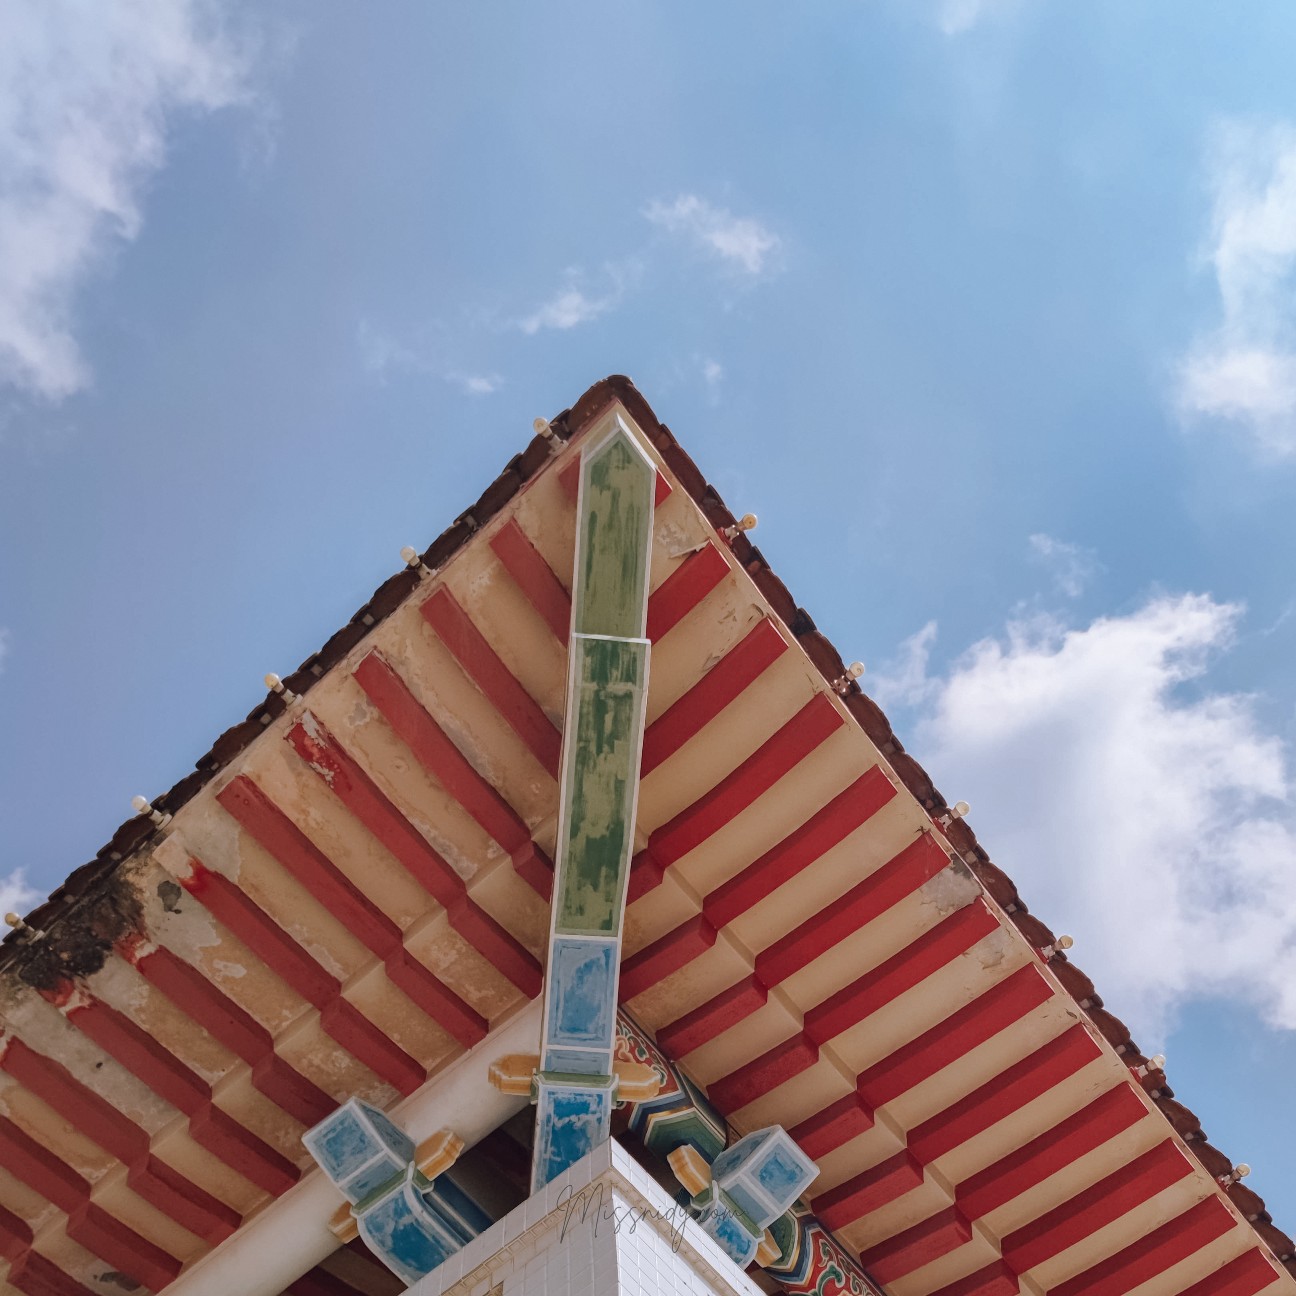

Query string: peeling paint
918 861 981 915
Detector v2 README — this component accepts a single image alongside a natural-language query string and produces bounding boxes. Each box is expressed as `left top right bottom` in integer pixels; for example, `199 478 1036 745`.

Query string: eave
0 377 1290 1296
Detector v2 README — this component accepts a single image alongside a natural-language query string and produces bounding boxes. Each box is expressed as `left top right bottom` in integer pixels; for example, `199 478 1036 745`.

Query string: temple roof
1 377 1291 1296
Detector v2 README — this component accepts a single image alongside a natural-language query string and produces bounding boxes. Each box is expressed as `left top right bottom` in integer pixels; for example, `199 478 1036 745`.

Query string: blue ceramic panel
357 1170 469 1286
302 1098 415 1204
700 1198 761 1268
532 1081 614 1188
710 1126 818 1229
544 937 617 1054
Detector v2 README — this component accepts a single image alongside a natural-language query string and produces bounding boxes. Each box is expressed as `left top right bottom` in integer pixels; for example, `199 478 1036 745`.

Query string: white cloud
449 372 502 396
0 0 254 401
517 261 639 335
1178 122 1296 456
518 286 615 335
645 195 780 276
1028 533 1101 598
0 869 40 920
894 595 1296 1044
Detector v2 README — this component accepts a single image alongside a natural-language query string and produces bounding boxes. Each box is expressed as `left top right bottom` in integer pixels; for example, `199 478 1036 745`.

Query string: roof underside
0 378 1291 1296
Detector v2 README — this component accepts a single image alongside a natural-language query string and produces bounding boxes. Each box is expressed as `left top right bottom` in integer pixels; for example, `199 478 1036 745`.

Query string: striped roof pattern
0 378 1289 1296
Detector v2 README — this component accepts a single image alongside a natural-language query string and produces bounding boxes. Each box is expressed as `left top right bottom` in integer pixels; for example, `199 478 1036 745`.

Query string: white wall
411 1140 764 1296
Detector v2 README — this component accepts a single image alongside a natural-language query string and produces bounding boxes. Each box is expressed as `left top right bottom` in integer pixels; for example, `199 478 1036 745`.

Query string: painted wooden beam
641 617 787 776
1174 1250 1282 1296
489 518 572 644
175 856 427 1094
927 1260 1020 1296
630 693 843 901
0 1115 182 1291
353 650 553 897
218 775 486 1050
906 1023 1101 1164
859 1206 973 1285
286 712 541 996
67 998 299 1196
0 1036 239 1244
1000 1140 1193 1273
708 900 1001 1113
1050 1197 1234 1296
127 941 335 1126
644 544 729 642
420 588 562 778
954 1085 1148 1221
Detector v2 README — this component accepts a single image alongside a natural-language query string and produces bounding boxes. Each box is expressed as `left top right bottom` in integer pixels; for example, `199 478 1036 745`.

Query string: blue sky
3 0 1296 1227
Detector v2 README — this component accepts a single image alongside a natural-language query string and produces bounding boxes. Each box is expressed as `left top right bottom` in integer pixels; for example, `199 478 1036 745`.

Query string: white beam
161 1000 542 1296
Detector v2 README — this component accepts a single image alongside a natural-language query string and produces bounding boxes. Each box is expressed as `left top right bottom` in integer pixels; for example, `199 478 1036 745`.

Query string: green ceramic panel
572 429 655 639
554 634 648 933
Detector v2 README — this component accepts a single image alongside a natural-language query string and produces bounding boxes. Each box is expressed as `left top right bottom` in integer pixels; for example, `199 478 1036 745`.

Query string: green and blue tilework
533 420 656 1191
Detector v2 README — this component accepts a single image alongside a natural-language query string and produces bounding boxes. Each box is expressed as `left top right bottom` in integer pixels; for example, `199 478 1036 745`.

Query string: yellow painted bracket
489 1051 662 1104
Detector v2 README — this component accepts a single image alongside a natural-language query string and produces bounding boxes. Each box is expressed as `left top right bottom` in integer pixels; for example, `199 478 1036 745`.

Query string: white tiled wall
408 1141 764 1296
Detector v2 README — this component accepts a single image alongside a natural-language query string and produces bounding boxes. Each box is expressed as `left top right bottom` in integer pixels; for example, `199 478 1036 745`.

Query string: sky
2 0 1296 1231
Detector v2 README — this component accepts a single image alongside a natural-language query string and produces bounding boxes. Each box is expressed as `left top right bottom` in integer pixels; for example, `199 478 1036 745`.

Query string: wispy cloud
518 286 616 335
0 1 257 401
516 261 640 336
357 321 501 396
448 371 502 396
1178 121 1296 457
890 596 1296 1043
1028 533 1101 598
644 195 780 276
936 0 1023 35
0 868 40 920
